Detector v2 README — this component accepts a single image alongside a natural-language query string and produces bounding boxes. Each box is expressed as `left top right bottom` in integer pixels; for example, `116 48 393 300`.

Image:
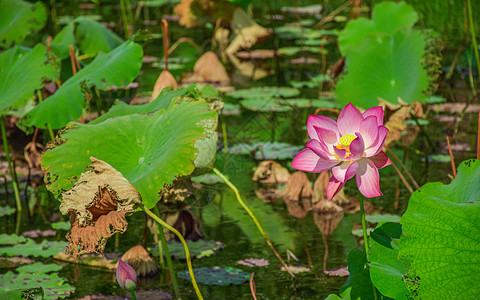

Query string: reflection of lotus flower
117 259 137 291
291 103 391 200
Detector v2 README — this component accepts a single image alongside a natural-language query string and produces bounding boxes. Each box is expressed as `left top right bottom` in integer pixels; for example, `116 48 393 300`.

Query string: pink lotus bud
116 258 137 291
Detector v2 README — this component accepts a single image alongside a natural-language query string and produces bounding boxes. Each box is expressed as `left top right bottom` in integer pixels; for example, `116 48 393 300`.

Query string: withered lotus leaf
60 157 141 258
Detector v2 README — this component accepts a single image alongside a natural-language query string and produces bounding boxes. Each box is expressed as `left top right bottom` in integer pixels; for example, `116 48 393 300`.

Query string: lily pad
51 221 70 231
178 267 251 286
16 262 62 274
229 142 303 160
0 0 47 48
0 257 35 269
152 240 224 259
26 39 143 129
278 46 325 56
0 234 28 245
41 97 216 208
0 287 44 300
226 86 300 99
0 239 67 258
365 214 401 224
0 44 59 115
0 206 15 217
0 271 74 299
399 159 480 299
239 99 292 112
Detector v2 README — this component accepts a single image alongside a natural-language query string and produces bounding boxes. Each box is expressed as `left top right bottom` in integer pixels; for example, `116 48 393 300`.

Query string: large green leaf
51 16 123 59
369 222 410 300
338 1 418 56
399 159 480 299
41 98 216 208
0 44 59 115
339 248 375 300
336 30 428 108
0 0 47 48
25 39 142 129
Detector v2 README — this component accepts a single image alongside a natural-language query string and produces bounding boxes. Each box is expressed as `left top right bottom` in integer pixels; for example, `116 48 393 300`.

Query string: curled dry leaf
158 208 204 241
237 258 269 267
383 101 424 147
121 245 159 277
183 51 230 84
151 70 178 101
252 160 290 185
24 142 44 169
226 8 271 55
312 171 350 205
277 171 312 201
59 157 141 258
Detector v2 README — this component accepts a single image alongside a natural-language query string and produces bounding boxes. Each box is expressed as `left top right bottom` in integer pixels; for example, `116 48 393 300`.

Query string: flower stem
152 206 179 299
141 205 203 300
358 194 378 300
0 116 21 212
212 168 295 278
129 289 137 300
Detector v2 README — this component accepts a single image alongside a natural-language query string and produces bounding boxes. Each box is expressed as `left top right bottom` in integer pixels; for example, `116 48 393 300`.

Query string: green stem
142 205 203 300
36 91 55 140
152 206 180 299
129 289 137 300
221 114 229 153
467 0 480 84
0 116 21 212
120 0 131 38
212 168 295 278
359 194 378 300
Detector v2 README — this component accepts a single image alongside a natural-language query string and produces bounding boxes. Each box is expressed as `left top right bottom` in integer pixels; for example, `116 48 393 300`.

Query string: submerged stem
152 206 179 298
212 168 295 278
141 205 203 300
0 116 21 212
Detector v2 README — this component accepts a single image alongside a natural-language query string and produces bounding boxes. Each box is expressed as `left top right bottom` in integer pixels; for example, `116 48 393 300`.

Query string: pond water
1 1 479 299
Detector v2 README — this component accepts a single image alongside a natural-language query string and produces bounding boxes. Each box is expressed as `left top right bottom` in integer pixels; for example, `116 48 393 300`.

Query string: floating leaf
0 271 74 299
0 287 44 300
336 31 428 107
365 214 401 224
26 39 143 129
338 1 418 56
229 142 303 160
0 240 67 258
226 86 300 99
0 234 28 245
239 99 292 112
51 16 123 59
369 222 411 299
51 221 70 231
16 262 63 274
0 0 47 48
178 267 251 286
0 257 35 269
281 265 311 274
0 206 15 217
152 240 224 259
22 229 57 238
0 44 59 115
237 258 269 267
278 46 325 56
41 98 216 208
399 159 480 299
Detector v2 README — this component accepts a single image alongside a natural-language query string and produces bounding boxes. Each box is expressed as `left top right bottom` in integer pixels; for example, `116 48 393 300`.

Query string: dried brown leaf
121 245 159 277
151 70 178 101
59 157 141 258
226 8 271 54
252 160 290 185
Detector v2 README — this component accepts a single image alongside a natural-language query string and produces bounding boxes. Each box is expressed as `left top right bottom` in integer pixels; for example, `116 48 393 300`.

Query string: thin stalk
446 135 457 179
358 194 378 300
477 112 480 160
1 117 21 212
161 20 169 71
467 0 480 83
212 168 295 278
385 146 419 189
141 205 203 300
129 290 137 300
390 159 414 194
221 114 229 153
152 206 179 298
120 0 131 38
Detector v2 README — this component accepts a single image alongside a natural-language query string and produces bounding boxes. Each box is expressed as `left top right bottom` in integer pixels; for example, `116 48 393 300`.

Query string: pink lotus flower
116 259 137 291
291 103 391 200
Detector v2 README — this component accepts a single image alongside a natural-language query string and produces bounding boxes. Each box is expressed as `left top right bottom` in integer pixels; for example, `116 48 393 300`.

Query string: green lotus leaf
41 98 216 208
338 1 418 56
239 99 292 112
51 16 123 59
398 159 480 299
16 262 63 274
226 86 300 99
0 205 15 217
51 221 70 231
178 266 251 286
151 240 224 259
0 271 74 299
0 0 47 48
336 30 428 108
0 287 44 300
25 39 143 129
365 214 401 224
369 222 411 300
0 44 59 115
229 142 303 160
339 248 375 300
0 234 28 245
0 240 67 258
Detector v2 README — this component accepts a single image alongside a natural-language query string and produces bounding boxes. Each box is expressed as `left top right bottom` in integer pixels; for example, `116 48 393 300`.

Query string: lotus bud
116 259 137 291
